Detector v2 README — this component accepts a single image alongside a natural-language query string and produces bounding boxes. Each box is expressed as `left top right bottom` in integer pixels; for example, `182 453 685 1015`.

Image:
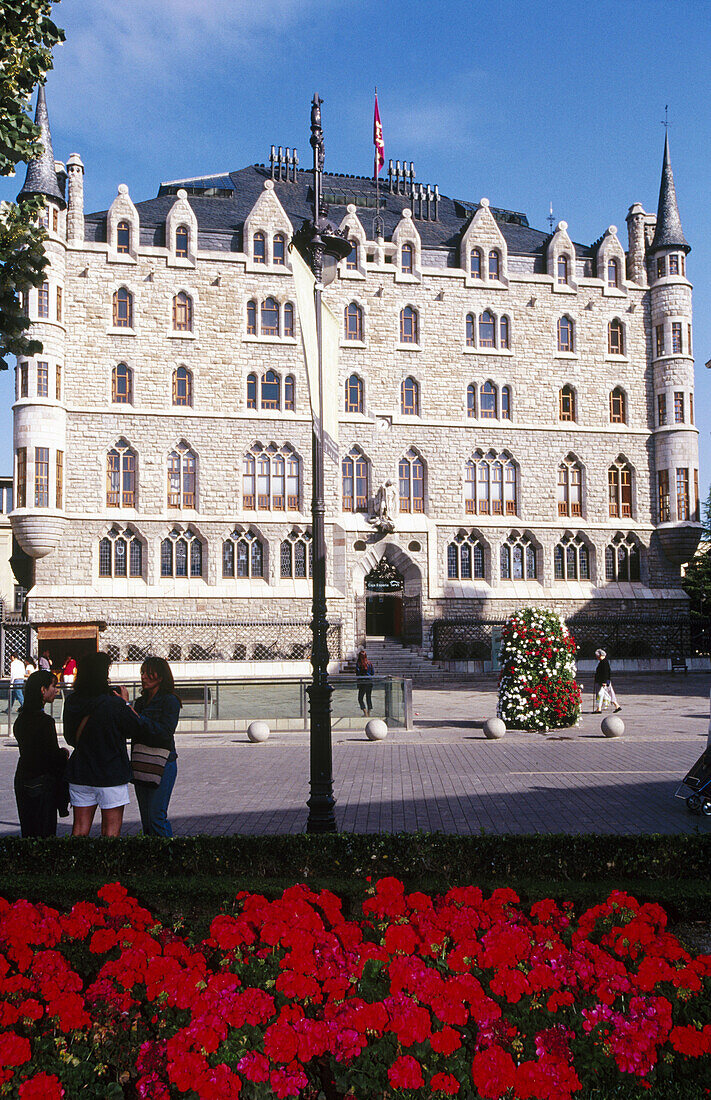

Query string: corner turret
16 85 65 208
650 134 689 254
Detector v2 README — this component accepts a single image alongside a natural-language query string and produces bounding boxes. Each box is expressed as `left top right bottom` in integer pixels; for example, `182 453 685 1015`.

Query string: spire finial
650 127 689 254
17 84 65 207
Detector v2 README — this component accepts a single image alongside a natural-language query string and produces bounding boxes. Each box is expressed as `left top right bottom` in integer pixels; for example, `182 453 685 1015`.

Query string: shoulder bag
131 739 170 787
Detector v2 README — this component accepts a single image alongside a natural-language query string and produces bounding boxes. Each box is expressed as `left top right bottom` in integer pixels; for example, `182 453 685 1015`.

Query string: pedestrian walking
356 649 375 717
9 653 26 711
131 657 181 838
63 651 142 838
593 648 621 713
61 654 77 693
13 671 69 837
38 650 52 672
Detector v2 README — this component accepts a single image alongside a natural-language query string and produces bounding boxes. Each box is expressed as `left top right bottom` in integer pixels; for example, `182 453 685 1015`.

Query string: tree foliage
0 0 64 370
682 486 711 618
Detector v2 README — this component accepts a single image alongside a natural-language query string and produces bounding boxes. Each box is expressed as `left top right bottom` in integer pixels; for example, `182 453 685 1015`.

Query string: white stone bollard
365 718 388 741
483 717 506 739
601 715 624 738
247 720 270 743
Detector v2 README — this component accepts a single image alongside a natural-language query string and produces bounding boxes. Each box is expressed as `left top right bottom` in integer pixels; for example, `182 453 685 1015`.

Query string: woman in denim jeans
132 657 181 837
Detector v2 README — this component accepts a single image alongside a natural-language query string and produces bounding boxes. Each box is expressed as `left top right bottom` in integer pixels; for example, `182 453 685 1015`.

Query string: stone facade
10 105 701 663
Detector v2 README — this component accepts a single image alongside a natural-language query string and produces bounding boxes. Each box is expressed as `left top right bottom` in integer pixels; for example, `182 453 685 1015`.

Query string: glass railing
0 676 412 735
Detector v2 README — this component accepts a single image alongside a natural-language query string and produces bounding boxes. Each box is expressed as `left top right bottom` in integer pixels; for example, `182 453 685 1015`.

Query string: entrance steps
340 638 470 683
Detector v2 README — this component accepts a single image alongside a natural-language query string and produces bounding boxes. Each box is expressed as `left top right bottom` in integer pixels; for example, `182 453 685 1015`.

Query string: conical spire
650 132 689 253
17 84 65 208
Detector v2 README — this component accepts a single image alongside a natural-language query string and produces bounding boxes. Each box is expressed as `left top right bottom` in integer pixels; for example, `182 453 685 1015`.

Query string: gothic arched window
345 302 363 341
243 444 299 511
557 255 569 285
608 459 633 518
116 221 130 254
557 458 583 517
480 380 497 417
273 233 286 265
401 242 414 274
607 257 619 289
554 535 589 581
400 306 419 344
610 386 626 423
465 450 517 516
112 363 133 404
466 313 475 347
500 315 510 349
488 249 501 279
447 532 485 580
106 439 136 508
283 302 294 338
99 526 142 578
467 383 477 418
281 530 312 578
608 319 624 356
401 376 419 416
501 533 536 580
399 449 425 513
470 248 482 279
175 225 189 258
172 366 193 407
605 533 641 582
261 297 279 336
261 370 280 410
246 300 257 336
167 443 197 509
223 530 263 578
172 291 193 332
342 448 368 513
253 230 266 263
160 528 203 578
557 315 574 353
345 373 364 413
559 384 576 421
479 311 496 348
113 287 133 328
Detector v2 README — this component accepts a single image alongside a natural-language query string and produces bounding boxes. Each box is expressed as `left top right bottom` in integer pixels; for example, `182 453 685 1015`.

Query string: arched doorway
364 558 404 638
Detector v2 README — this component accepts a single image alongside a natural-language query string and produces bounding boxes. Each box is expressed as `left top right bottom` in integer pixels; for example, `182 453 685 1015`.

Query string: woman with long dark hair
13 670 69 837
132 656 181 837
64 651 142 837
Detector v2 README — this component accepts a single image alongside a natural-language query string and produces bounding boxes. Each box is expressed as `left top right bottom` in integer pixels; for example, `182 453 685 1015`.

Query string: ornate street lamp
292 95 350 833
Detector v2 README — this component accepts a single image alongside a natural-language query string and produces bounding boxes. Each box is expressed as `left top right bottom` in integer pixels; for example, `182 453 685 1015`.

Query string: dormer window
401 243 414 275
253 231 266 264
607 258 619 288
488 250 500 279
346 241 358 270
117 221 130 254
470 248 482 279
557 255 569 285
175 225 189 258
273 233 286 266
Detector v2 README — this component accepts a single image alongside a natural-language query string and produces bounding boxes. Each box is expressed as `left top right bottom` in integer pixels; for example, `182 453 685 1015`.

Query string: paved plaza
0 674 709 837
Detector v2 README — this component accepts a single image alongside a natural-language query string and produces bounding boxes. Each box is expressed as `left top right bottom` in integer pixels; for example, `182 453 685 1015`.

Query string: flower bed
498 608 582 732
0 880 709 1099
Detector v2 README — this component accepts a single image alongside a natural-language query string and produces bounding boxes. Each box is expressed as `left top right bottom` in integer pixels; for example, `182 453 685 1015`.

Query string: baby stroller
675 749 711 816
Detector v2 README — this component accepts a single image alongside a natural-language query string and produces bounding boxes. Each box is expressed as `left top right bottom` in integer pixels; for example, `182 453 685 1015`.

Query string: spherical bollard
483 717 506 739
247 720 270 743
601 715 624 738
365 718 388 741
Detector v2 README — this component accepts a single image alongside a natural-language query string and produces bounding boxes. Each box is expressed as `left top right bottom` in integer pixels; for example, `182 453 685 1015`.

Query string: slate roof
650 134 690 253
85 162 593 258
17 85 65 207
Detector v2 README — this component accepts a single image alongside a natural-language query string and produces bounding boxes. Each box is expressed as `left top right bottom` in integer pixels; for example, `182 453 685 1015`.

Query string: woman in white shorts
63 651 143 837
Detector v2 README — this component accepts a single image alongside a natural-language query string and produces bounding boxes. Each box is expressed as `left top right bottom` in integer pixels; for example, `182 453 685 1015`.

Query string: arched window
470 248 482 279
261 370 280 410
400 306 418 344
99 526 142 578
447 532 485 580
172 366 193 407
466 313 475 348
246 300 257 335
480 381 497 418
175 225 189 258
167 443 197 509
253 230 266 264
284 374 295 412
607 257 619 289
554 535 589 581
605 534 640 582
479 311 496 348
106 439 136 508
261 297 279 336
160 528 203 578
273 233 286 266
501 534 536 580
342 447 368 512
609 386 626 424
113 287 133 328
401 242 414 274
399 449 425 513
172 291 193 332
401 376 419 416
557 316 574 353
116 221 130 255
283 302 294 338
608 319 624 356
345 373 364 413
247 372 257 409
559 385 575 421
557 458 583 517
608 460 633 518
557 255 569 285
467 383 477 418
488 250 501 279
223 530 263 578
243 444 299 511
281 531 313 578
345 302 363 341
346 240 359 270
465 450 517 516
112 363 133 404
501 385 511 420
500 315 510 349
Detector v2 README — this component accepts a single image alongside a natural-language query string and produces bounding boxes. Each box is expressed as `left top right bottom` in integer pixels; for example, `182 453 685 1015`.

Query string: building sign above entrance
365 559 404 593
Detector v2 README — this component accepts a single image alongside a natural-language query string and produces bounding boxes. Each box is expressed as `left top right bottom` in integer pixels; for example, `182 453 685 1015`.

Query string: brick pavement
0 674 709 837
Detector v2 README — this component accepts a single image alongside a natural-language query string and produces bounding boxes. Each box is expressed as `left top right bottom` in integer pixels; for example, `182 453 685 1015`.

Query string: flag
373 92 384 177
290 245 340 463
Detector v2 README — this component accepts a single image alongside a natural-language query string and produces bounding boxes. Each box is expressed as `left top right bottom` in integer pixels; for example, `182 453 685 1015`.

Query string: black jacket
594 658 612 685
64 692 141 787
14 709 67 782
133 692 181 757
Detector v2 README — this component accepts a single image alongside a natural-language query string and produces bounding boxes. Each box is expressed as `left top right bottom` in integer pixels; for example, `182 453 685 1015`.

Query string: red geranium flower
471 1045 517 1100
18 1073 64 1099
388 1054 424 1089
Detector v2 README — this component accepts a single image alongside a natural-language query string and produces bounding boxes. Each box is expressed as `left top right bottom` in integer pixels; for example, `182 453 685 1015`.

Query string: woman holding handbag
131 657 181 837
13 670 69 837
64 651 141 837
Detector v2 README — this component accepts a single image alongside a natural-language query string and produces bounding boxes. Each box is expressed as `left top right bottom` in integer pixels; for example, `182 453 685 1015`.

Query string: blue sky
2 0 710 498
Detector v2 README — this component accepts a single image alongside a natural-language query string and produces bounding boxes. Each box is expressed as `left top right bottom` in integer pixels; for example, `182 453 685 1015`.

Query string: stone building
9 90 701 667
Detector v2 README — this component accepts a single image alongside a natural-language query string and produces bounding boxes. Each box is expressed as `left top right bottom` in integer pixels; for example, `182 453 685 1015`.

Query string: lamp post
292 95 350 833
